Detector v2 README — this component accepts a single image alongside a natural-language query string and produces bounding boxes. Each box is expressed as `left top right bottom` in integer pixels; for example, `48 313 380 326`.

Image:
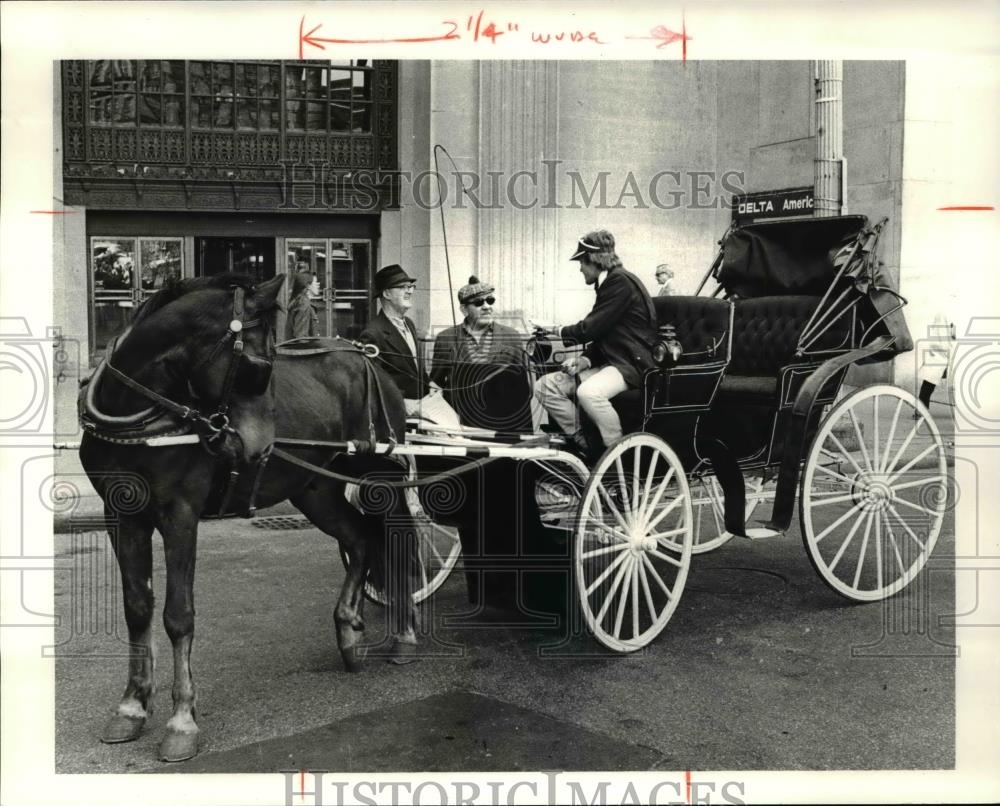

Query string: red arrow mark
299 16 460 57
625 17 692 61
937 206 994 211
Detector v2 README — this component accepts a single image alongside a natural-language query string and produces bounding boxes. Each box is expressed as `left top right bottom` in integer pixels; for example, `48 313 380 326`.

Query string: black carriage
401 214 948 653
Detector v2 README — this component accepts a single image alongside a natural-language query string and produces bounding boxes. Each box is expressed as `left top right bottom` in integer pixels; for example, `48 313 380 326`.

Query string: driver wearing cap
534 230 657 457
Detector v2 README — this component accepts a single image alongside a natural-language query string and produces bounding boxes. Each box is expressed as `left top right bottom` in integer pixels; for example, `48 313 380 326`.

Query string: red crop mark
299 16 461 54
300 769 305 800
938 206 994 211
685 769 692 803
31 210 75 215
625 18 692 59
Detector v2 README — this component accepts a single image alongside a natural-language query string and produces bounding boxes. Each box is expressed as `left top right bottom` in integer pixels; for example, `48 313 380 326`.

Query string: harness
80 285 272 451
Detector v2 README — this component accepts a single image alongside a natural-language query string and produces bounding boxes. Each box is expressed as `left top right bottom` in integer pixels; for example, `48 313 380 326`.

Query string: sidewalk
52 389 955 534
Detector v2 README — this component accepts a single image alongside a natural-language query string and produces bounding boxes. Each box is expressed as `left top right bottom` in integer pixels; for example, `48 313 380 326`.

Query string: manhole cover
686 566 787 596
251 515 313 531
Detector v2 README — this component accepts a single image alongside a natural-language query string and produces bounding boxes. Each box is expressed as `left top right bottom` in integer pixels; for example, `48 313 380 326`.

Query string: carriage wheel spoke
614 456 633 522
582 542 630 560
887 504 928 551
639 451 660 529
596 483 631 534
588 518 631 544
651 526 687 542
813 462 855 486
631 560 641 639
880 398 904 473
585 549 629 597
852 511 875 589
814 501 865 545
827 432 867 478
808 491 858 508
637 558 659 622
874 508 883 589
872 396 880 471
881 510 908 578
827 509 869 573
595 556 632 625
640 466 676 531
649 548 684 569
646 491 684 532
613 558 634 639
889 474 946 494
632 446 642 526
848 408 873 471
888 443 940 485
891 495 940 519
883 420 920 479
641 553 674 602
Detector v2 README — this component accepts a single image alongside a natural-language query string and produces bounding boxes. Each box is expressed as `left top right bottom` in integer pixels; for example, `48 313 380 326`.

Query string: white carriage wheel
575 433 693 653
683 475 768 554
800 384 947 602
343 517 462 605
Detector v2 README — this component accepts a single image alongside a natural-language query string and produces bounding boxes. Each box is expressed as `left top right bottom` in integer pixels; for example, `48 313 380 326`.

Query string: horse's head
178 274 285 405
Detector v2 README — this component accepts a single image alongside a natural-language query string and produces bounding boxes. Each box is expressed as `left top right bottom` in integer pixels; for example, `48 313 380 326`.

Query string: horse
78 273 420 762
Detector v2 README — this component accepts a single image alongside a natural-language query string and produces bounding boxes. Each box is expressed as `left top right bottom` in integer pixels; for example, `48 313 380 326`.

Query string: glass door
285 238 372 339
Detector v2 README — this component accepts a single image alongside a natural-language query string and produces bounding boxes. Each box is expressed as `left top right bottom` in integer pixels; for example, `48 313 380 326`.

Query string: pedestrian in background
655 263 674 296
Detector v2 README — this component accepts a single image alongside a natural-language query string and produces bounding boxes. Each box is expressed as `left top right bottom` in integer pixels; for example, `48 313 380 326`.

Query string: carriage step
744 526 784 540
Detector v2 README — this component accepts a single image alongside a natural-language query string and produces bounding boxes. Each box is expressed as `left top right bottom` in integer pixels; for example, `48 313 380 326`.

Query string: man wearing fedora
534 229 658 457
360 264 460 426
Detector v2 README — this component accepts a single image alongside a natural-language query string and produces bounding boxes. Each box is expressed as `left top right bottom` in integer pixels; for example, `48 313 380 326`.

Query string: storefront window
90 236 184 357
286 238 372 339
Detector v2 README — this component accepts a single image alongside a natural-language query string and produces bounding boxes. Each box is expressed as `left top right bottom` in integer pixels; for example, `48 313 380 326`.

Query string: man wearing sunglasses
430 276 525 420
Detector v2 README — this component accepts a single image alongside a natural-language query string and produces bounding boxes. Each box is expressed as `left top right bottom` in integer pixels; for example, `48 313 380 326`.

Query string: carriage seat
610 296 733 430
718 295 847 400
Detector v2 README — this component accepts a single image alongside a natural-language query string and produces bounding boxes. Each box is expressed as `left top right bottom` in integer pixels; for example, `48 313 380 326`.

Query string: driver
534 230 657 457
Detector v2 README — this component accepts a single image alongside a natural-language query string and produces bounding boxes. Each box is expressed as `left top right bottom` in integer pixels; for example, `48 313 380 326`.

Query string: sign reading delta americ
732 187 814 223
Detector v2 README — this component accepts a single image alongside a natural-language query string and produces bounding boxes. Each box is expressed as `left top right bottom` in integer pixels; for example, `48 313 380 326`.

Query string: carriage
70 213 948 761
364 213 948 652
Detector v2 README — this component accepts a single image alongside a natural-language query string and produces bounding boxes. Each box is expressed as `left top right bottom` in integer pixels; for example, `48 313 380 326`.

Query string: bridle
95 285 274 448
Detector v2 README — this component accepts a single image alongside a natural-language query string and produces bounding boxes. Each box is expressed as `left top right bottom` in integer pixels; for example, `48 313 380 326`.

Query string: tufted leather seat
718 295 850 399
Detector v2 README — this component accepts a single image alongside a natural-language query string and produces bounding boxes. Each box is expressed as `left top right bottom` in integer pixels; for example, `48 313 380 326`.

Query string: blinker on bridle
104 284 274 446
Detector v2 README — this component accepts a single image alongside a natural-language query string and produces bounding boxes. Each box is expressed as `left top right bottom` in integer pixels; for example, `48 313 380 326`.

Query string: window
284 61 373 133
90 236 183 357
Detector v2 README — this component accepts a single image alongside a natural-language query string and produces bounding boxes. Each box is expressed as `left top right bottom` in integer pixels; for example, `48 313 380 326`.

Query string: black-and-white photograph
2 3 998 805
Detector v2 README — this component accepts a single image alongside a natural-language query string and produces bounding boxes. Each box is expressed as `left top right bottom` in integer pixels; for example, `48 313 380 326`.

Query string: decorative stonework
61 60 399 211
478 61 560 321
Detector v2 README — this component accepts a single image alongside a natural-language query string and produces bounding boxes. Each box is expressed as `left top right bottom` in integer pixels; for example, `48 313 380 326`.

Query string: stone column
477 61 560 325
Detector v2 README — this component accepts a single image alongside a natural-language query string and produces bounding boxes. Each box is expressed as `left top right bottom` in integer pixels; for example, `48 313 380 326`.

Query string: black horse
79 274 419 762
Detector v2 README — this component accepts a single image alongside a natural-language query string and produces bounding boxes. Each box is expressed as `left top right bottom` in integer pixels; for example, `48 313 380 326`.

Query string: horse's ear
255 274 285 309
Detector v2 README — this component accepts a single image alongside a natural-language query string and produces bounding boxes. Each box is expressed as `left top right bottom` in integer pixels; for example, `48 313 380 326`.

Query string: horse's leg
292 481 369 672
101 512 156 744
384 487 419 665
157 502 201 762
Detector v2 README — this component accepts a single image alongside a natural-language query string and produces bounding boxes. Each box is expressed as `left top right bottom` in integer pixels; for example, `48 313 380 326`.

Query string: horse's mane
130 274 260 327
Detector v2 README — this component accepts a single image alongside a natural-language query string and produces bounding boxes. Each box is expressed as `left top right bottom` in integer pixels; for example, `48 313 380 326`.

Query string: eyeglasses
391 283 416 292
469 296 496 307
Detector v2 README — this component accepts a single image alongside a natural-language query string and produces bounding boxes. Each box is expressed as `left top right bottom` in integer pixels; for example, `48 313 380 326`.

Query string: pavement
53 512 955 774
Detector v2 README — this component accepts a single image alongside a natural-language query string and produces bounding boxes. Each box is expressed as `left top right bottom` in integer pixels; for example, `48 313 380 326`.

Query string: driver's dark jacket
360 310 430 400
560 268 658 388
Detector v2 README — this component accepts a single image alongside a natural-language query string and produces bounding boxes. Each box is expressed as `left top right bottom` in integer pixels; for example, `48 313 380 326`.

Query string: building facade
56 59 949 445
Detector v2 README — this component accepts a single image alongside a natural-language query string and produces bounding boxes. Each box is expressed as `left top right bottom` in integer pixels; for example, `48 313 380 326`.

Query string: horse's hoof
388 640 419 665
158 731 199 763
101 714 146 744
341 645 363 673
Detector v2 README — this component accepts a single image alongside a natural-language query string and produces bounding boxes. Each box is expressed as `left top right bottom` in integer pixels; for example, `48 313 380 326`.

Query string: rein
82 285 271 451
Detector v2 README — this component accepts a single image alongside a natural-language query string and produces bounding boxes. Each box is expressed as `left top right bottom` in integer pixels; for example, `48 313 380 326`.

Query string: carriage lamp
652 323 683 366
